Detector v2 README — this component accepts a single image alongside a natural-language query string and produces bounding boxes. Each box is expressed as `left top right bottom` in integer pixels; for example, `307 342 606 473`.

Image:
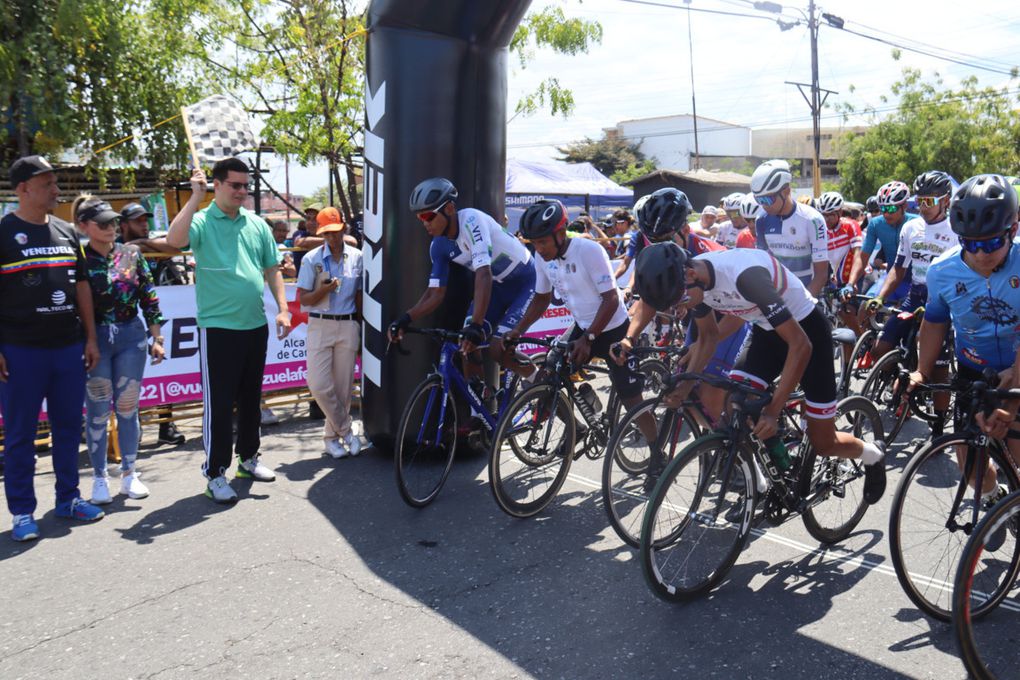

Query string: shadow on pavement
305 446 908 677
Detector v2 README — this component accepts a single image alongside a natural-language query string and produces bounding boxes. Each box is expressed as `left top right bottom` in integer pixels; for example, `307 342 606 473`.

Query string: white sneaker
325 439 349 460
205 475 238 504
120 470 150 499
237 455 276 482
91 476 112 505
344 433 362 457
261 408 280 425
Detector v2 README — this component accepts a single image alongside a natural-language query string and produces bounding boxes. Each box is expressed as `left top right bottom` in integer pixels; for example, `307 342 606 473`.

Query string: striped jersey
826 218 863 285
0 213 87 347
755 201 829 284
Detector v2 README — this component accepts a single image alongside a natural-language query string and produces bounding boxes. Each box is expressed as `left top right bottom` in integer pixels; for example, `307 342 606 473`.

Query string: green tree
836 68 1020 200
0 0 211 172
557 132 653 179
610 160 656 186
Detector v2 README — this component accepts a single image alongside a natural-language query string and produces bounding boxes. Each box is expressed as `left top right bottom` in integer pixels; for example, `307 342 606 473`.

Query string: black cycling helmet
409 177 458 213
519 199 568 240
637 188 692 241
865 195 879 213
633 242 690 312
949 174 1019 238
913 170 953 197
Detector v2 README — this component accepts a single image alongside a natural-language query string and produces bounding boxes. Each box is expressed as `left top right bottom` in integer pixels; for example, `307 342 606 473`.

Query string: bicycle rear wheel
394 375 457 508
489 383 576 518
889 435 1020 621
602 400 700 547
639 434 756 602
861 350 910 447
799 396 883 544
952 490 1020 680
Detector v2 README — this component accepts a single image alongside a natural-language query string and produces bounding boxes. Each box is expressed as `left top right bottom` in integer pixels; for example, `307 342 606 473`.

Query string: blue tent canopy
505 159 634 233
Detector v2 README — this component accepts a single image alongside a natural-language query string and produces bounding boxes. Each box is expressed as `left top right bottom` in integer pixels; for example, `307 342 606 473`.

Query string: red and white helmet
817 191 844 214
877 181 910 206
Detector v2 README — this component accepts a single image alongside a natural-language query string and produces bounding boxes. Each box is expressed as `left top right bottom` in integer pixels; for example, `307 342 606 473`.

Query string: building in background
626 168 751 212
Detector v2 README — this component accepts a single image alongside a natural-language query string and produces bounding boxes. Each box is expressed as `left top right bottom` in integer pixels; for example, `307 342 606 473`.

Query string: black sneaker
158 421 186 446
308 400 326 420
863 461 886 505
982 485 1009 552
643 456 666 494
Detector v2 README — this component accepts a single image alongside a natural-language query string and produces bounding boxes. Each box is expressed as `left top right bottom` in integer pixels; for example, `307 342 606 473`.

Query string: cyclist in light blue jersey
910 174 1020 494
846 180 917 303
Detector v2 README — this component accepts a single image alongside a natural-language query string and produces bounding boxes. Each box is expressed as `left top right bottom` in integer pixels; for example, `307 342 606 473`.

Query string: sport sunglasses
754 194 778 208
416 201 449 223
916 194 949 209
959 230 1010 254
879 204 901 214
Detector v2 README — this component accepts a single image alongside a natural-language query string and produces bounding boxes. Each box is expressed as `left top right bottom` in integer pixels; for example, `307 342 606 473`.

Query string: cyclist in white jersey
623 242 887 503
749 160 829 296
389 177 536 380
714 193 747 249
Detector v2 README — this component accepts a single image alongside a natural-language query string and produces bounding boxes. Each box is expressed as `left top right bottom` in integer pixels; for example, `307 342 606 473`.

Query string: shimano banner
362 0 532 448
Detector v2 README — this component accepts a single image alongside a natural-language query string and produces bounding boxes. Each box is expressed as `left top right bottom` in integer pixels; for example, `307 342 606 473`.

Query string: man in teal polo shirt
168 157 291 503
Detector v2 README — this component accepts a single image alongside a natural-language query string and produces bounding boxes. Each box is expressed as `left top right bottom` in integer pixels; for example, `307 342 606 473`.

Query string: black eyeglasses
225 181 252 192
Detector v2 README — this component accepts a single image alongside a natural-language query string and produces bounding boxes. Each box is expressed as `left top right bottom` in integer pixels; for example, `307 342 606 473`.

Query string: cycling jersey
755 202 828 284
687 232 726 256
893 216 955 287
535 237 628 330
428 208 531 287
625 230 650 259
714 220 740 249
735 228 756 249
861 212 920 263
925 243 1020 372
692 249 816 330
826 218 862 286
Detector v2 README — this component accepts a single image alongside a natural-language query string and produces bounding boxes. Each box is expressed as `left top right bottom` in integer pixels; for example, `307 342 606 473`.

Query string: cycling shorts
562 321 643 400
465 259 536 335
730 307 837 420
879 285 929 347
864 273 910 304
684 316 750 379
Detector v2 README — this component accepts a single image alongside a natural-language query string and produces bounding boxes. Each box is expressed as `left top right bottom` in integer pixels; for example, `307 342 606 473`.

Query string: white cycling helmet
633 193 651 215
750 159 792 196
739 193 762 220
817 191 844 214
877 180 910 206
722 192 744 211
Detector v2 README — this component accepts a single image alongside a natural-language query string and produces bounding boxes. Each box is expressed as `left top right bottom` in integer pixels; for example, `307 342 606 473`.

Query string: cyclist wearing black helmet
621 242 887 503
913 174 1020 470
389 177 536 378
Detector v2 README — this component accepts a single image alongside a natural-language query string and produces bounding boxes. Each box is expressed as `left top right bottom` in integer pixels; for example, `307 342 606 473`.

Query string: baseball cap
316 206 345 233
305 201 324 213
701 206 719 216
9 155 55 188
120 202 153 220
76 199 120 224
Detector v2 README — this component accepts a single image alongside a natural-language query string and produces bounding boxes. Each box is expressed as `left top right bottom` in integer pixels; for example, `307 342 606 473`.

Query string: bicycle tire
952 490 1020 680
799 396 883 544
889 434 1020 621
861 349 911 446
488 383 576 518
602 399 701 547
840 328 876 399
394 375 457 508
639 433 756 602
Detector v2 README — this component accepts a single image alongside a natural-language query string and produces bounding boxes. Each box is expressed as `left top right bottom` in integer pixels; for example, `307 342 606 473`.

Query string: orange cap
316 207 344 228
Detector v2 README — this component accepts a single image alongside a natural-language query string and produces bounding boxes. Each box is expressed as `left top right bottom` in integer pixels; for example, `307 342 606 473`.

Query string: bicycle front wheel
952 490 1020 680
889 435 1020 621
394 375 457 508
639 434 756 603
840 328 876 398
489 383 576 518
860 349 910 447
602 400 700 548
799 395 883 544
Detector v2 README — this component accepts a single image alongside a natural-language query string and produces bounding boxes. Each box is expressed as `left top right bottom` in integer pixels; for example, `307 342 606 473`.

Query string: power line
833 25 1017 77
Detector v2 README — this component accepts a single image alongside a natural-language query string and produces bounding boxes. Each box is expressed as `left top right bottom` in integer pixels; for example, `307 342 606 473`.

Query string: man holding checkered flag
167 96 291 504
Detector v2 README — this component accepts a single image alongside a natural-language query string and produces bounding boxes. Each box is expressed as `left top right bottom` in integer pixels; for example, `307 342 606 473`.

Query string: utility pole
686 0 700 170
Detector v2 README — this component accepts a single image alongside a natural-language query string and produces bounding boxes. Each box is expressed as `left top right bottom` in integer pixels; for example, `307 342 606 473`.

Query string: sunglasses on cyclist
916 194 949 209
959 230 1011 254
416 201 448 223
754 194 778 208
879 204 901 214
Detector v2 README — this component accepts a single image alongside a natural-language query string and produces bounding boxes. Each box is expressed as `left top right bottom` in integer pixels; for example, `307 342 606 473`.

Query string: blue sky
263 0 1020 196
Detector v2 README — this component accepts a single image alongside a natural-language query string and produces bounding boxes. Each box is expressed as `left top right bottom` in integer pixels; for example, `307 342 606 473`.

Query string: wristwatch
584 330 597 342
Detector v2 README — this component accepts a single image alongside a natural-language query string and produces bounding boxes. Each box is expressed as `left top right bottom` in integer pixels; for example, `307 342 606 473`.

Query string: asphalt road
0 397 996 679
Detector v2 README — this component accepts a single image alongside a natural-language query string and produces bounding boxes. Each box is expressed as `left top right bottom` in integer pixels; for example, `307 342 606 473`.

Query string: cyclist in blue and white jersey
749 159 830 296
388 177 536 380
845 181 918 303
910 174 1020 496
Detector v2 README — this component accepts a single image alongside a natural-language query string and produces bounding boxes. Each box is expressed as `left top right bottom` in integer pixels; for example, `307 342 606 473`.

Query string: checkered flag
181 95 258 164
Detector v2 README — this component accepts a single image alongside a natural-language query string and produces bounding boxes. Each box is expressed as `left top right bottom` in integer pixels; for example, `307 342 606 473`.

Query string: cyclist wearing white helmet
844 180 918 301
714 192 747 249
750 159 829 295
735 193 761 249
817 191 864 340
